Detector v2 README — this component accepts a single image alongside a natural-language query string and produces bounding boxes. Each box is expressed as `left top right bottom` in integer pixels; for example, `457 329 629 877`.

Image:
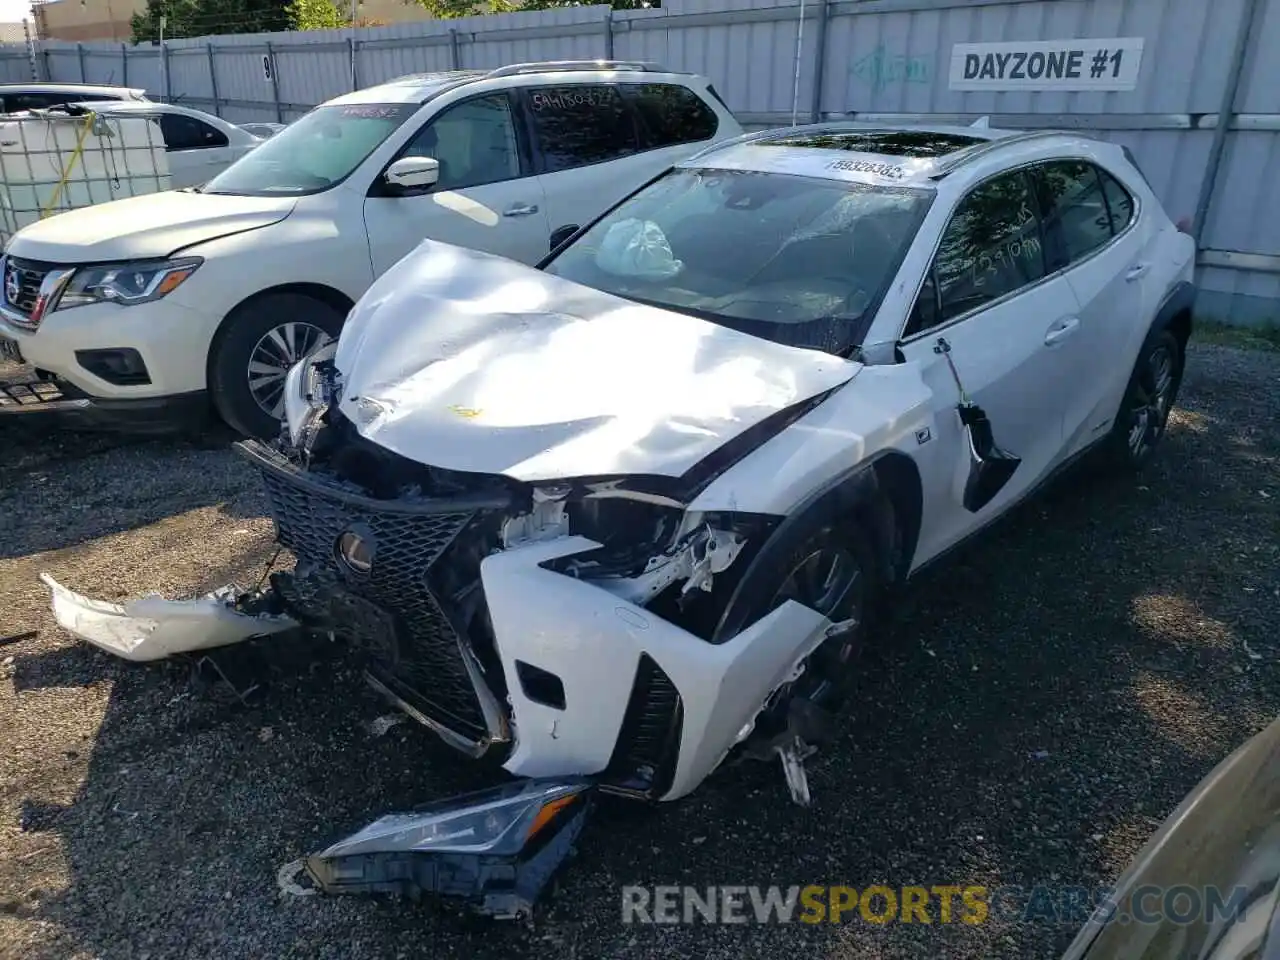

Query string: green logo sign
852 45 932 91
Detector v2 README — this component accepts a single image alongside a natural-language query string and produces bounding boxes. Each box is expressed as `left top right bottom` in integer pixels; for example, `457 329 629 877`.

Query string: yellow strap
39 112 95 219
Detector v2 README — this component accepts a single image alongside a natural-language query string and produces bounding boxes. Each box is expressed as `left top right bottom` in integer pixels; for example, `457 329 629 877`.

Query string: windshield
542 166 933 353
202 103 418 196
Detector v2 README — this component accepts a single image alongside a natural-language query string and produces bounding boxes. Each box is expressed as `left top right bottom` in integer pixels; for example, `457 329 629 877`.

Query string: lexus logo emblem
4 265 20 305
334 529 374 575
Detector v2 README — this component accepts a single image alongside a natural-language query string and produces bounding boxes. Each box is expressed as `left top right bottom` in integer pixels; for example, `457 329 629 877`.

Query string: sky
0 0 30 25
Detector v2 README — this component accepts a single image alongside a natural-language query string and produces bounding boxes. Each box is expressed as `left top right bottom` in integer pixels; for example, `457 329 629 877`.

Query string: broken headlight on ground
290 778 593 920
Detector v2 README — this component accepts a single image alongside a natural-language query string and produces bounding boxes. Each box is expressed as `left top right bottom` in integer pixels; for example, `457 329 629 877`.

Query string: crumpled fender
42 573 297 662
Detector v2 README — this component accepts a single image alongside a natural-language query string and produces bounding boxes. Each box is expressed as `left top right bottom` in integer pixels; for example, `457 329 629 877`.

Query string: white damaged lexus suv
44 122 1197 917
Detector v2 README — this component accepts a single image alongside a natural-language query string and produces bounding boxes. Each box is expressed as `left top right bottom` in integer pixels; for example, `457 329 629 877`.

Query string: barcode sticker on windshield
826 158 907 180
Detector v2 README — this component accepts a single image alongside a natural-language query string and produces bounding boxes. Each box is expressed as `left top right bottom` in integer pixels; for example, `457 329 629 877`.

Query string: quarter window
912 170 1046 333
401 93 520 191
526 84 639 173
159 113 229 151
3 92 80 111
620 83 718 149
1099 168 1136 234
1037 160 1113 268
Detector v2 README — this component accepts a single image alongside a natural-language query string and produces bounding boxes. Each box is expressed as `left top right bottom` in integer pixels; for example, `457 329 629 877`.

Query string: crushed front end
247 352 842 802
230 342 849 916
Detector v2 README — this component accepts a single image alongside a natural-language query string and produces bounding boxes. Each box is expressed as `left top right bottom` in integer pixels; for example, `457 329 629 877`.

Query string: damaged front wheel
712 517 883 784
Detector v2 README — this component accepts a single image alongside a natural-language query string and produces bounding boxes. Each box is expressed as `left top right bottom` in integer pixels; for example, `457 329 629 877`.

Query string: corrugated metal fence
0 0 1276 325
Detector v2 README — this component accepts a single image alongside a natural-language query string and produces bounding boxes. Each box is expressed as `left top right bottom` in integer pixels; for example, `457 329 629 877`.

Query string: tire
710 510 885 744
208 292 345 440
1101 327 1184 472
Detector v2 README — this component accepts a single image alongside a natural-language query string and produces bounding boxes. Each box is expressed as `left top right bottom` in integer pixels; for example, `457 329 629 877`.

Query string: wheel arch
205 282 355 384
708 450 923 643
1151 280 1195 359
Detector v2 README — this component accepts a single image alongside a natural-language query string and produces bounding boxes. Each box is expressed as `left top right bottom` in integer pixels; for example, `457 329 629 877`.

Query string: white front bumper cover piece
42 573 297 661
483 535 841 801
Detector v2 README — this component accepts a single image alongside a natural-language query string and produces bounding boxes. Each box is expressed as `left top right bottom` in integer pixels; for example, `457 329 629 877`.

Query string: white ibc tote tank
0 110 172 244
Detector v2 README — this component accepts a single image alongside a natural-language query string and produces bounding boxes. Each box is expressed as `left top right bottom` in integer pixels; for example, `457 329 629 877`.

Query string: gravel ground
0 342 1276 960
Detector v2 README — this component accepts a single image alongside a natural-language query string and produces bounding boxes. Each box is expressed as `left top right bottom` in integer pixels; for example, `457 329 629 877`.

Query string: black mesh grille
604 653 683 796
257 464 493 742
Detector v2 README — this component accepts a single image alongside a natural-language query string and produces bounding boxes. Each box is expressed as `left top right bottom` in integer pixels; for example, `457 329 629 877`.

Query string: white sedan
57 100 266 188
41 121 1197 915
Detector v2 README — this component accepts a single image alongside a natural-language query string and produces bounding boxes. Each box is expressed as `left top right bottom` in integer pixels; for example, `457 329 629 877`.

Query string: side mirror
548 223 579 255
383 156 439 194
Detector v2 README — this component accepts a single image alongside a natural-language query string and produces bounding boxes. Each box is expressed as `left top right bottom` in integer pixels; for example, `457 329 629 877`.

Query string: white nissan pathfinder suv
0 61 741 437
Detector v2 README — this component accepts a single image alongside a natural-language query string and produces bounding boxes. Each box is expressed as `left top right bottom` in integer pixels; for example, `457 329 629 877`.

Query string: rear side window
1099 169 1136 233
621 83 718 148
1036 160 1112 268
1035 160 1136 271
526 84 639 174
5 92 65 111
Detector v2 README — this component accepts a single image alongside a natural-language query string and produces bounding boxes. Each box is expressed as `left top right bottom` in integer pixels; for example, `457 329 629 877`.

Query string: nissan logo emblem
335 529 374 574
4 266 21 305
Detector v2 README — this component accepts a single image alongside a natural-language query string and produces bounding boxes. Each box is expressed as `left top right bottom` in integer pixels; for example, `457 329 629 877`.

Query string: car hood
5 190 296 263
333 240 861 483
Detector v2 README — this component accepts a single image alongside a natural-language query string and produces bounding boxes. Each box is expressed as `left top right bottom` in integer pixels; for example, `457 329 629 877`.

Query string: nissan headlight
56 257 202 310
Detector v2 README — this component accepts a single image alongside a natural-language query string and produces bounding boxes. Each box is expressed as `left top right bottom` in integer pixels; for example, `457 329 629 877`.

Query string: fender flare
1150 280 1196 343
708 451 921 644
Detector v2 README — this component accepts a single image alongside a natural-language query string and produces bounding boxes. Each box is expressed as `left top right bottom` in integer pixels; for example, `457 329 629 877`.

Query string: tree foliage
405 0 653 18
515 0 656 9
130 0 652 43
289 0 346 29
129 0 385 42
131 0 291 42
287 0 388 30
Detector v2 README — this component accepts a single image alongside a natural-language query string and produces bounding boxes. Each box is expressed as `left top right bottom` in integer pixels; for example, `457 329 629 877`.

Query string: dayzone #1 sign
949 38 1144 92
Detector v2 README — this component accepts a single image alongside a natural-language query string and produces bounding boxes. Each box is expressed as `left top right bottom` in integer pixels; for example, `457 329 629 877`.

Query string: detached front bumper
43 573 297 661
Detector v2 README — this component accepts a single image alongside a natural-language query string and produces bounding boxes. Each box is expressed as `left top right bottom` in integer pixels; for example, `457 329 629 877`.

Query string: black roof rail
485 60 675 79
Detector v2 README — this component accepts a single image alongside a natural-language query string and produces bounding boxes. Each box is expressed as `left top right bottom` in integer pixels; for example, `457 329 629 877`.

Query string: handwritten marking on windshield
338 105 401 119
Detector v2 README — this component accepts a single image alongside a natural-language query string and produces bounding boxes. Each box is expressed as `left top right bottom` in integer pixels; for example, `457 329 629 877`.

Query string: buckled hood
332 240 861 483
